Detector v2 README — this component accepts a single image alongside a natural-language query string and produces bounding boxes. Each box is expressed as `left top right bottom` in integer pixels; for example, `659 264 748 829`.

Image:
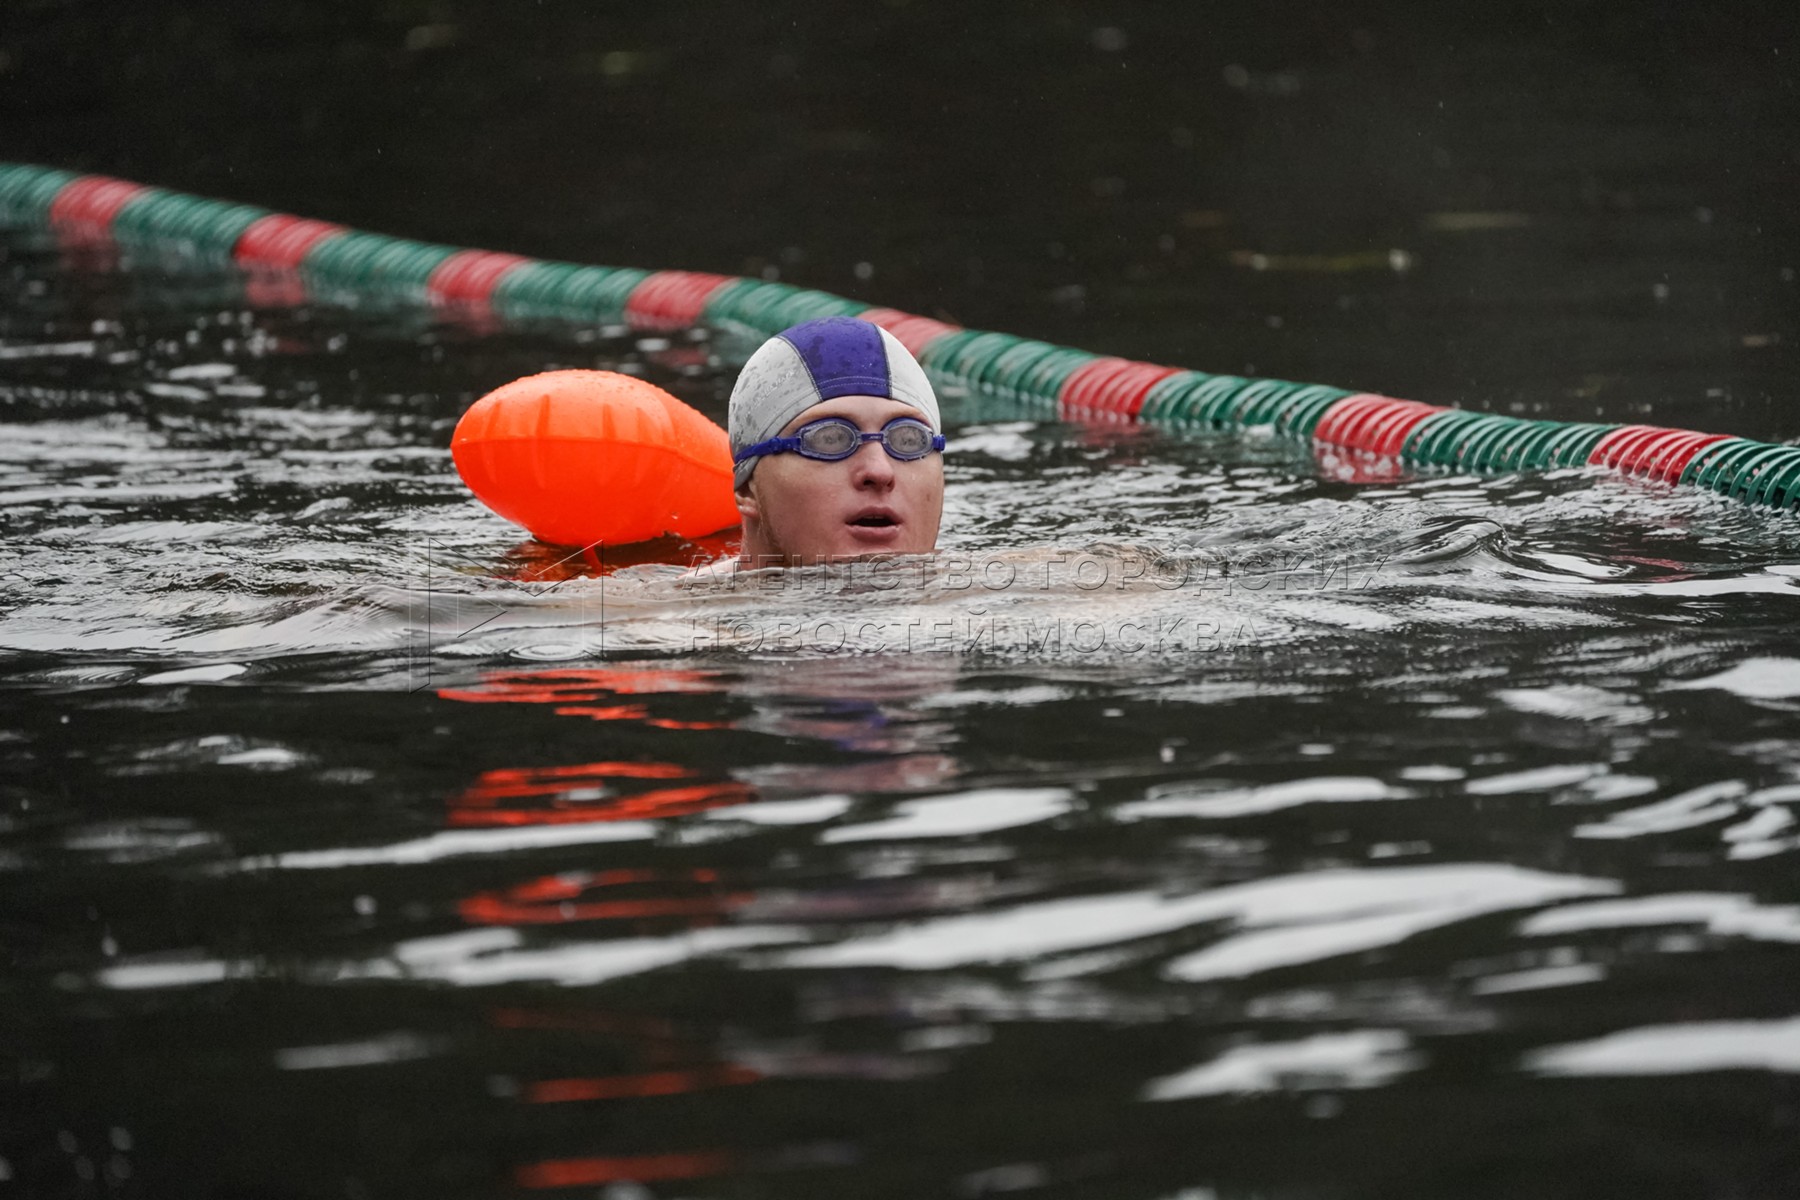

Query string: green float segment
490 262 650 321
702 278 867 334
979 341 1091 405
2 162 1794 510
0 163 80 220
1690 441 1800 507
301 231 459 298
1143 373 1351 436
1402 411 1615 473
113 191 271 265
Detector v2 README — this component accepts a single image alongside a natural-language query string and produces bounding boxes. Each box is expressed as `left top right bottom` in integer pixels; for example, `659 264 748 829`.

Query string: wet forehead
778 394 926 437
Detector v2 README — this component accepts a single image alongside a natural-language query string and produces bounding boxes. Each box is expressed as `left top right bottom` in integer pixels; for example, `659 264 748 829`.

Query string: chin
751 515 939 566
833 525 940 561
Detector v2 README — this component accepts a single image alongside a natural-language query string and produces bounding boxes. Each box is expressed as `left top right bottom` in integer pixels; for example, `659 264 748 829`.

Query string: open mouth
848 514 897 528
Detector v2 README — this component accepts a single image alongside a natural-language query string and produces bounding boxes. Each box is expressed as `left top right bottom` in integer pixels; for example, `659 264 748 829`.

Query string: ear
735 485 760 524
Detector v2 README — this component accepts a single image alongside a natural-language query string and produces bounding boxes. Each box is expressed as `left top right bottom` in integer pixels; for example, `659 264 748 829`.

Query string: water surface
4 224 1800 1199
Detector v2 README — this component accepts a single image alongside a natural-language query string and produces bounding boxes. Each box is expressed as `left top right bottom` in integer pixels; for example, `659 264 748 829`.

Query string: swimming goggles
734 416 946 465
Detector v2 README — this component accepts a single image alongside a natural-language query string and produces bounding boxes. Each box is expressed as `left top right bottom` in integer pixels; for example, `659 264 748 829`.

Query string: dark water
5 5 1800 1199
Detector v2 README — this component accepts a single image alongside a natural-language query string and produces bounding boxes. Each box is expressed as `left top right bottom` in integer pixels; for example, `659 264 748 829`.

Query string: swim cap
728 316 940 488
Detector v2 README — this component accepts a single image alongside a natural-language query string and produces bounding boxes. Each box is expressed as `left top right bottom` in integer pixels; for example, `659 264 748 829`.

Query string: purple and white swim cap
728 316 940 488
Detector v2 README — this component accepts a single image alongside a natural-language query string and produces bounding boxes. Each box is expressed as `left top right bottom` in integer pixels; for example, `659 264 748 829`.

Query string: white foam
397 926 804 987
1569 575 1800 599
821 788 1072 843
2 480 233 507
1164 864 1611 981
1525 1016 1800 1077
1408 597 1613 629
1723 806 1796 843
1577 774 1660 802
1727 785 1800 860
1400 765 1465 782
1117 777 1401 820
260 820 658 869
704 796 853 825
782 864 1616 974
138 663 248 685
1519 892 1800 943
1525 550 1625 579
1575 781 1747 839
1167 909 1456 980
1727 839 1800 862
276 1031 436 1071
216 746 304 768
166 362 237 381
1520 893 1754 935
918 685 1076 709
1666 658 1800 700
1465 764 1606 795
98 957 238 990
1470 963 1606 995
1143 1030 1417 1099
1277 598 1406 632
1494 685 1651 726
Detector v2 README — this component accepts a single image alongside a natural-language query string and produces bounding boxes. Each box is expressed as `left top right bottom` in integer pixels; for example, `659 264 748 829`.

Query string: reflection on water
4 229 1800 1198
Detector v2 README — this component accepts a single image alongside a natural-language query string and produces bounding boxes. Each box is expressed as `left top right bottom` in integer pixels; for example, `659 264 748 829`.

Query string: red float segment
1057 357 1180 419
1588 425 1731 483
234 213 347 270
1312 394 1446 457
428 249 532 306
624 270 736 329
859 307 962 358
48 175 151 231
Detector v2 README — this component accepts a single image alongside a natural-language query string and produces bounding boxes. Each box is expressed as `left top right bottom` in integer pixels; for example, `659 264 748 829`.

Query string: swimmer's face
736 394 944 567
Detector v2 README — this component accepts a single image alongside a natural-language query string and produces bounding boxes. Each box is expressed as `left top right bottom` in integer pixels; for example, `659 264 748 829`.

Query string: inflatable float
451 370 738 548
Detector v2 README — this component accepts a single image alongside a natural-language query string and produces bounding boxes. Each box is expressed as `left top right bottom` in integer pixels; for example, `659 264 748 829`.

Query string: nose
849 437 897 490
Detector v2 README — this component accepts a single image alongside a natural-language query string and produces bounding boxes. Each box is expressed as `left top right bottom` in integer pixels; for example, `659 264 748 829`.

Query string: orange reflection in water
439 666 733 729
460 867 751 926
437 665 722 705
523 1064 762 1104
434 666 763 1185
462 761 691 795
516 1151 737 1189
448 761 752 827
491 1004 757 1187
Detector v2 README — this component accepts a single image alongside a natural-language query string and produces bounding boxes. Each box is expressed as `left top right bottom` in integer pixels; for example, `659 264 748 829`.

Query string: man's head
729 317 945 565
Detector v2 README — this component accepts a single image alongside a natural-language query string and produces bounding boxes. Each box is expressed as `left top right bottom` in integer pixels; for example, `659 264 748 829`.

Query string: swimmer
729 316 946 567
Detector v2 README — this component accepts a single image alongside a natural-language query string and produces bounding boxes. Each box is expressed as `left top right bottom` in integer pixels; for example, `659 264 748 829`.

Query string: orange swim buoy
451 370 740 548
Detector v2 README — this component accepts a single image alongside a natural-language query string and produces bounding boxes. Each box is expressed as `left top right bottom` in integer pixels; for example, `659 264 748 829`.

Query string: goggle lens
884 421 933 457
798 421 860 457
